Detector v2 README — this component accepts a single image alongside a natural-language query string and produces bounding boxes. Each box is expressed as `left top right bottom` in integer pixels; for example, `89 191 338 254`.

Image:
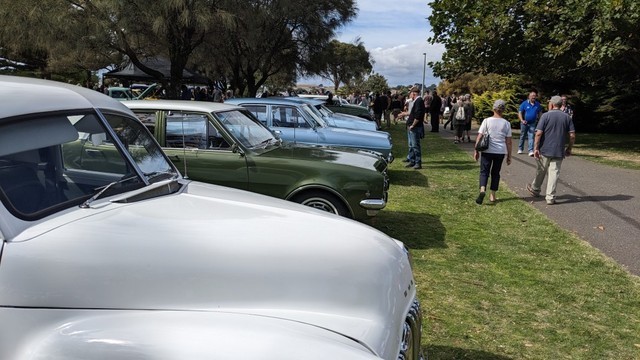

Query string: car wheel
291 190 350 218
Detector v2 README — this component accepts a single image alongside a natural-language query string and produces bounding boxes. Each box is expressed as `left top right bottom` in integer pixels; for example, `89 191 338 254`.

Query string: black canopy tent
103 57 209 84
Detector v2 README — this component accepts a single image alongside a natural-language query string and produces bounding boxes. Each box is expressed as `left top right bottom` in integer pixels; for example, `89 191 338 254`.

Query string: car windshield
215 109 277 149
317 104 334 117
305 104 337 127
0 111 175 218
300 104 327 127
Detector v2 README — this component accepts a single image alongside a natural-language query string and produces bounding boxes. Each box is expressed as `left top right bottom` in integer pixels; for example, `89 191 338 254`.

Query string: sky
302 0 445 88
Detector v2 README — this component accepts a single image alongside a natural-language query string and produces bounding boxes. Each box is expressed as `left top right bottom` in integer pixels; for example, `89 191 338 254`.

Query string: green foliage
307 38 372 93
363 73 389 96
473 89 519 126
428 0 640 133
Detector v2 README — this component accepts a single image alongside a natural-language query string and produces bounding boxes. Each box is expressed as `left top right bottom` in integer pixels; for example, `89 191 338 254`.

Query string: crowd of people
360 87 576 207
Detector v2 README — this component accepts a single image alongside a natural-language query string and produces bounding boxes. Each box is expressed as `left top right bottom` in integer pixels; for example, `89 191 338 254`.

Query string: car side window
165 112 230 150
133 112 157 134
243 105 268 126
166 113 208 149
272 106 310 129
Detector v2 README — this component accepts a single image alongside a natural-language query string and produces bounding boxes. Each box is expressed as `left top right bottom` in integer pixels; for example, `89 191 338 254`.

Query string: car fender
11 311 381 360
285 183 353 216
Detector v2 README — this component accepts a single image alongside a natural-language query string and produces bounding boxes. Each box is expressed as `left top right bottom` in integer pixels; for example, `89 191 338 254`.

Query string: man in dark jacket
429 90 442 132
399 86 426 169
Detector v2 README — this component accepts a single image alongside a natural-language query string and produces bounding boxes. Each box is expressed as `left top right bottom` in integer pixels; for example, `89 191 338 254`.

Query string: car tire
291 190 350 218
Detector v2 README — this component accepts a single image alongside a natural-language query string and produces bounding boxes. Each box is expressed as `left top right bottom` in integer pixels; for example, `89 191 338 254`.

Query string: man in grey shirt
527 95 576 205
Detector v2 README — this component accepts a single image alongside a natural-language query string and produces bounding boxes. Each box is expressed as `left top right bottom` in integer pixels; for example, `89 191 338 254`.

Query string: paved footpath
435 126 640 276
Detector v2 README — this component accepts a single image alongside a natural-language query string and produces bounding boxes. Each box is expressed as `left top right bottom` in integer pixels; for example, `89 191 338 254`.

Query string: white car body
0 76 423 360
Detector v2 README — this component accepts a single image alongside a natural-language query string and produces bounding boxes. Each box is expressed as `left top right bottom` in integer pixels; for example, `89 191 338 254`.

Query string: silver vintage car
0 76 423 360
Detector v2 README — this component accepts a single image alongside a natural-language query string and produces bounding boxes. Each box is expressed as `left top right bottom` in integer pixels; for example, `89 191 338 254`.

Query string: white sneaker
517 150 524 154
528 151 534 157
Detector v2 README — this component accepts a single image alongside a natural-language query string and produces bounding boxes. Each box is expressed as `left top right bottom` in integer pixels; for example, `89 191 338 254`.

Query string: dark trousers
430 112 440 132
479 152 505 191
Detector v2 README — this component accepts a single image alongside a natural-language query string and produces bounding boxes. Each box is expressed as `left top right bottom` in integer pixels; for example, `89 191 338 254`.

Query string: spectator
473 99 513 204
560 95 574 119
526 95 576 205
397 86 425 169
463 94 475 142
429 90 442 132
518 90 543 156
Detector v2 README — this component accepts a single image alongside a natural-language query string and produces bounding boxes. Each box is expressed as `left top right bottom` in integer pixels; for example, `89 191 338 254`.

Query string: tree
428 0 640 132
0 0 223 97
363 73 389 96
195 0 357 97
307 38 372 93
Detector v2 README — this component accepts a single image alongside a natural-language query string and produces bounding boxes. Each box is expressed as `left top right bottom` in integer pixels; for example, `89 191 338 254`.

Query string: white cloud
337 0 443 86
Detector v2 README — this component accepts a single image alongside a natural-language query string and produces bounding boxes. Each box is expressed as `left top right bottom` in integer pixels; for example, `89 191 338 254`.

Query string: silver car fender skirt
5 310 383 360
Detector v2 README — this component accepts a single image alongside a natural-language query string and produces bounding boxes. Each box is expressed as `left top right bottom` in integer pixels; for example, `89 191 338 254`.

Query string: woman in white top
473 99 513 204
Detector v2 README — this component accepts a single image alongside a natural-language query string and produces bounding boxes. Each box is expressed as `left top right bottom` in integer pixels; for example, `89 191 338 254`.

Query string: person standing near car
518 90 543 156
526 95 576 205
397 87 425 169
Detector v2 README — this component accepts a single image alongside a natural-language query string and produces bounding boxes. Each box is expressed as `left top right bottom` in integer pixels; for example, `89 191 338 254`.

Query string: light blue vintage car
285 97 378 132
225 98 394 163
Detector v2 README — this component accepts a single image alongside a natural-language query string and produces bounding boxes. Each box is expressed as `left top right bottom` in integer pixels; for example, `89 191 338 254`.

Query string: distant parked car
225 97 394 163
0 75 422 360
107 83 158 101
124 100 389 220
286 97 378 132
298 94 375 121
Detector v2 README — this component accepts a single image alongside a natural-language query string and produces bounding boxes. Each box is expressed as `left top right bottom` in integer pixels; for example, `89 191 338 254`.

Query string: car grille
398 299 424 360
383 171 390 202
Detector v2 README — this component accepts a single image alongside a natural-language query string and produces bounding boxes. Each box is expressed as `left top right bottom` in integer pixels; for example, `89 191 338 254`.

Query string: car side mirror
231 143 244 156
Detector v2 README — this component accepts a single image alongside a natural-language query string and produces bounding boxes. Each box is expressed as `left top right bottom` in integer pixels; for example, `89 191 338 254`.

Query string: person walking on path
473 99 512 204
397 86 426 169
518 91 543 156
463 94 475 142
526 95 576 205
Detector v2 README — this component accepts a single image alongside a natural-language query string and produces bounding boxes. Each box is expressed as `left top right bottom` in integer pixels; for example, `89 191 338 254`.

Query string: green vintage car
122 100 389 220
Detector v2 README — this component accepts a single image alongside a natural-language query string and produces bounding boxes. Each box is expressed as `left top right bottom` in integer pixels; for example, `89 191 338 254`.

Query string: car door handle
169 155 181 162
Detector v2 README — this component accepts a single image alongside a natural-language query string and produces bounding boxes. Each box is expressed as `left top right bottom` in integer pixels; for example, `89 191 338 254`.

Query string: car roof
225 97 307 106
0 75 132 120
285 97 325 105
122 99 244 112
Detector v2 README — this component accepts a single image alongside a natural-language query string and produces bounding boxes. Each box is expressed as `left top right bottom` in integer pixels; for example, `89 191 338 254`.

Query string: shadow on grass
370 210 445 250
424 345 513 360
427 159 477 171
387 169 429 187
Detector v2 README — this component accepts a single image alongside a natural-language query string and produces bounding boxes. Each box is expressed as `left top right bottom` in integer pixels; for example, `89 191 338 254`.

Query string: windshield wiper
144 170 178 182
80 174 140 208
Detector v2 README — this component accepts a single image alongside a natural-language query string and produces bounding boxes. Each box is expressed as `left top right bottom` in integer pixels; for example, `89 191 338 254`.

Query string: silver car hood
0 180 414 357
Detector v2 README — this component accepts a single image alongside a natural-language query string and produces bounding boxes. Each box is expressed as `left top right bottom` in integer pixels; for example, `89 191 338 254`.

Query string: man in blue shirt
517 91 543 156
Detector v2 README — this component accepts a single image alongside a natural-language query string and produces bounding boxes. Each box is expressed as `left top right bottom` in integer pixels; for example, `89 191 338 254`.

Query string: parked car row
124 100 388 221
0 76 424 360
225 97 393 163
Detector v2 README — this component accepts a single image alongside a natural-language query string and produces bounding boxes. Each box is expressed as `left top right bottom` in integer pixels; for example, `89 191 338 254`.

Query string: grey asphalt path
435 126 640 276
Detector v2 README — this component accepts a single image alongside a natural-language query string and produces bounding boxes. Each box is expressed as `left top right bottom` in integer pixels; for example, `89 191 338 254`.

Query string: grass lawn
367 125 640 359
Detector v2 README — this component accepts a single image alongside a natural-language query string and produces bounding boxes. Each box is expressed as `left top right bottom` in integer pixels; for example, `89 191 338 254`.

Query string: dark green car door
133 110 249 190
